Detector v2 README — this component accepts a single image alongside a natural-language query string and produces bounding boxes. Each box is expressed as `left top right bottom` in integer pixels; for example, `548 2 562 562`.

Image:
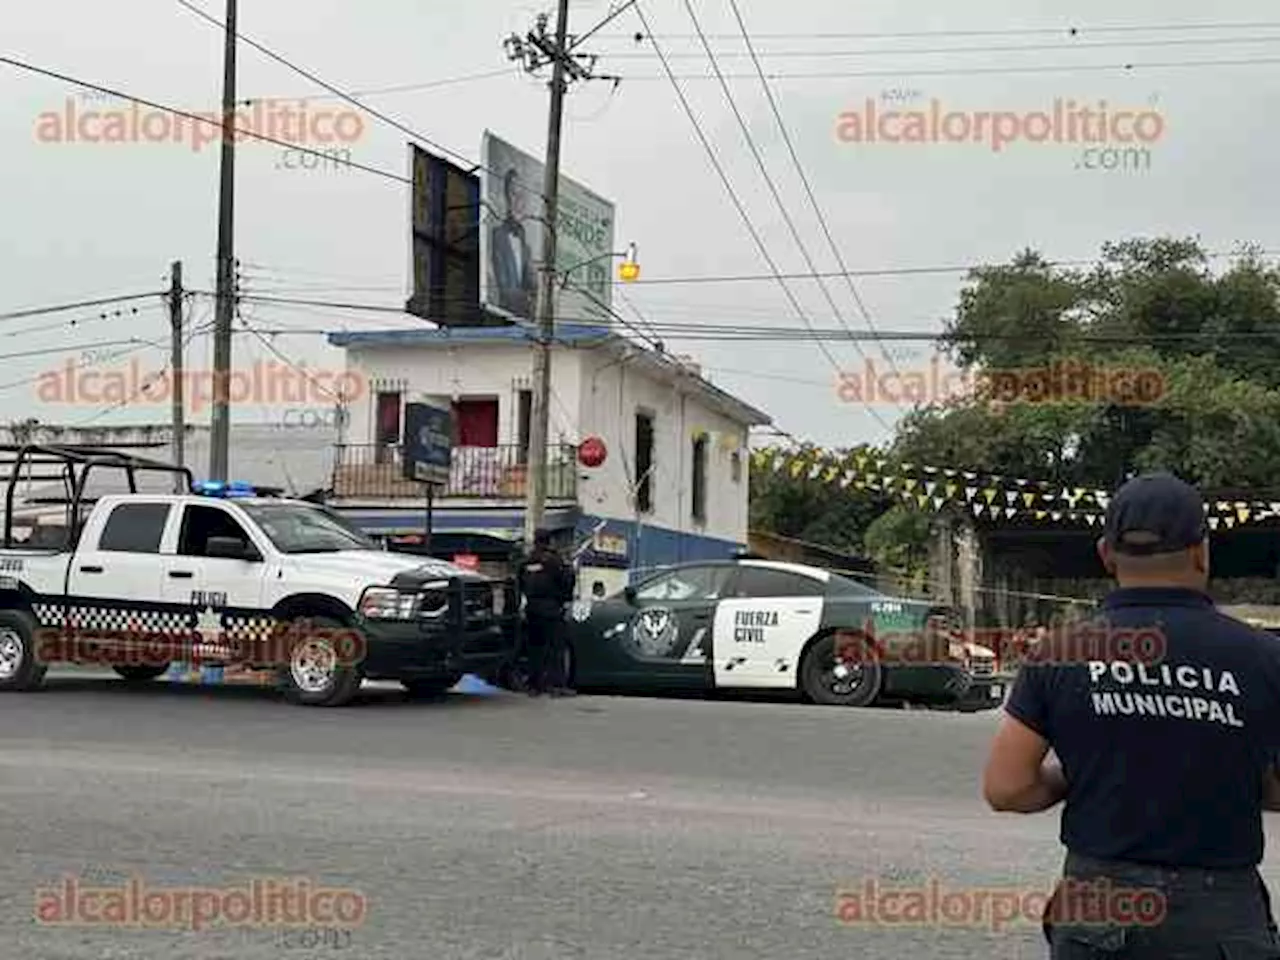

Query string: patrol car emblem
570 601 593 622
632 607 678 656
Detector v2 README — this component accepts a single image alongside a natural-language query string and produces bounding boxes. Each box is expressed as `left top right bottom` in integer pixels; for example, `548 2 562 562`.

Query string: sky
3 0 1278 448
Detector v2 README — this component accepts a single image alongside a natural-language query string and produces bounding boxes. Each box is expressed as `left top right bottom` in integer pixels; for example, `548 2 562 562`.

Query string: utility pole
168 261 186 491
209 0 238 482
507 0 610 547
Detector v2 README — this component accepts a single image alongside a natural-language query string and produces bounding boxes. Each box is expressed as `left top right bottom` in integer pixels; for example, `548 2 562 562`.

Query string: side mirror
206 536 260 561
624 585 637 605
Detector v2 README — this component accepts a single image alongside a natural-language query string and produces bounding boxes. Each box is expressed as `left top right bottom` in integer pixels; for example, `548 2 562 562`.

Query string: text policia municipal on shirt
1089 660 1244 728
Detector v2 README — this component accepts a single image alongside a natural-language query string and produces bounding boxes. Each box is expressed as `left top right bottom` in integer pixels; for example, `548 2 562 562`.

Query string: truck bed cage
0 444 194 548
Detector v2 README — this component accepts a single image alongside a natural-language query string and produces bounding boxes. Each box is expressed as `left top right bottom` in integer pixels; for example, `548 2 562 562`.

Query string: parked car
547 558 1002 708
0 445 516 706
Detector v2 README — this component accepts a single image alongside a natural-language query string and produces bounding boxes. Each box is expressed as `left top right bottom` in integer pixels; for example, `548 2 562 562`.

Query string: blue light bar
192 480 258 498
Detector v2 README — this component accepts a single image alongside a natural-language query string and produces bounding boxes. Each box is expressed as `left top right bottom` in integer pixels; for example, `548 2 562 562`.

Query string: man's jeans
1045 852 1280 958
525 613 567 693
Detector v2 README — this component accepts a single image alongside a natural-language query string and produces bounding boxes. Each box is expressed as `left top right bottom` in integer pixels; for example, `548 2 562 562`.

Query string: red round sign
578 436 607 468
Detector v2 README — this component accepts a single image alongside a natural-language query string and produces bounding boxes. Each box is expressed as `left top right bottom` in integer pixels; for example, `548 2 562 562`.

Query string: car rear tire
800 631 882 707
276 616 362 707
0 609 46 692
402 674 462 698
113 664 170 682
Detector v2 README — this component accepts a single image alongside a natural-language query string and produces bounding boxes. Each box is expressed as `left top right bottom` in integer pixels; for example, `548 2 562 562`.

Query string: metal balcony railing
331 443 578 500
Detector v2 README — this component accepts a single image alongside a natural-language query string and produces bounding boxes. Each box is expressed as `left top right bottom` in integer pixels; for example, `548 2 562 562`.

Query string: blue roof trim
326 322 614 348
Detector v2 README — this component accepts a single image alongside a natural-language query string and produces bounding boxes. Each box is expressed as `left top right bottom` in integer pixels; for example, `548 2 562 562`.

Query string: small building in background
324 322 771 595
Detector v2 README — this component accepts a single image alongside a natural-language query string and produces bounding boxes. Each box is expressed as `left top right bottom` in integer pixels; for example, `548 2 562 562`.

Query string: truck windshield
238 503 376 554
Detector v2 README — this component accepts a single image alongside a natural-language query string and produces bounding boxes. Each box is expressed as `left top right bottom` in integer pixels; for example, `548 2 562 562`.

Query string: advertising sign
406 144 481 325
402 402 454 486
480 130 615 325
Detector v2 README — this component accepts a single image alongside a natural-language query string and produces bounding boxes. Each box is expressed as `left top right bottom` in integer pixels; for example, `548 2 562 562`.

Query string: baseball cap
1103 472 1207 555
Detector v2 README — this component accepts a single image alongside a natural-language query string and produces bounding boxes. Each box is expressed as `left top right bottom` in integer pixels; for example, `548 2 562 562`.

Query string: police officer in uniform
518 528 576 697
983 472 1280 957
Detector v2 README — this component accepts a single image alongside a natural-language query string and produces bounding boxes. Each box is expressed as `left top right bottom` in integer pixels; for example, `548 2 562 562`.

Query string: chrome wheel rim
290 639 337 693
0 629 23 680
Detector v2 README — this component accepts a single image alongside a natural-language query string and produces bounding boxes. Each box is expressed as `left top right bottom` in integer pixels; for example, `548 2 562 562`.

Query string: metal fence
331 443 578 500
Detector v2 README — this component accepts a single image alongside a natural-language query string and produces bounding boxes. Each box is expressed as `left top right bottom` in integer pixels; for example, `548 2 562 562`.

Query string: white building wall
578 351 748 544
341 344 585 448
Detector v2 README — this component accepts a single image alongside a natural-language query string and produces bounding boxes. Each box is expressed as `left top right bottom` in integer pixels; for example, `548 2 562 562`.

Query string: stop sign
578 436 607 468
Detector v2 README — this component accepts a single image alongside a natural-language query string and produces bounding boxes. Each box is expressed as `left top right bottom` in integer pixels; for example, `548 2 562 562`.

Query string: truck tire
402 674 462 698
113 664 170 682
276 616 362 707
0 609 47 692
800 631 882 707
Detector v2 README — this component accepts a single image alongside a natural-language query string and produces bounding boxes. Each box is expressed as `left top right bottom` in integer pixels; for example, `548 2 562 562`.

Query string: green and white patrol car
562 558 1000 707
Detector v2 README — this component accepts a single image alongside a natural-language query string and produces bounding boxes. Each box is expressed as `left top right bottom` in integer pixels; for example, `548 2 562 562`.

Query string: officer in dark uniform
518 528 576 697
983 472 1280 957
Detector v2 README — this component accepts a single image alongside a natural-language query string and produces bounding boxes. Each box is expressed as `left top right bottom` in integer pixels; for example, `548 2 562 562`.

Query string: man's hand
983 714 1067 813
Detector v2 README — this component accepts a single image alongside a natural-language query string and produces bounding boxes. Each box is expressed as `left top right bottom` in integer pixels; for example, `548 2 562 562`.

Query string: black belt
1063 852 1264 892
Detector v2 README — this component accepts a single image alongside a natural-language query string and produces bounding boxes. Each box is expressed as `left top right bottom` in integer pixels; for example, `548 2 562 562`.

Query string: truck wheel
800 632 882 707
277 616 362 707
113 664 170 682
0 609 47 692
402 674 462 699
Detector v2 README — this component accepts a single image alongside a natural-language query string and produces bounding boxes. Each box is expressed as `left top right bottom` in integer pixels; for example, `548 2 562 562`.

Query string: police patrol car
0 444 513 707
562 558 999 707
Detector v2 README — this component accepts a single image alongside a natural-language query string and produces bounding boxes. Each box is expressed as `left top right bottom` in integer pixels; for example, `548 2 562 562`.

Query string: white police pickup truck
0 445 513 706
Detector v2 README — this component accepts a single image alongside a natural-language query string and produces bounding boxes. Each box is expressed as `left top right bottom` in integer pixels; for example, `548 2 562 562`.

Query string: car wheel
113 664 170 682
800 631 882 707
0 609 46 692
276 616 362 707
402 674 462 698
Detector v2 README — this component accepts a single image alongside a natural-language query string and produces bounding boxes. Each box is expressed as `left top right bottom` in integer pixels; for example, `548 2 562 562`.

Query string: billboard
406 144 482 325
480 130 615 325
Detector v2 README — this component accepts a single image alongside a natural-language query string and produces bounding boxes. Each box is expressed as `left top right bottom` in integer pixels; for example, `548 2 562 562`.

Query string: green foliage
748 236 1280 560
863 507 932 590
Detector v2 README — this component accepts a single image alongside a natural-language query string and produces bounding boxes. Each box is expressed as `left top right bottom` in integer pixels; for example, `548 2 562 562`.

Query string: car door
603 564 734 688
166 503 270 661
64 500 172 660
712 565 826 688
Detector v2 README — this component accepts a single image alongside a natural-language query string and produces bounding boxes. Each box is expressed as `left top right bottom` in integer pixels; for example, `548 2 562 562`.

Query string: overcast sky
3 0 1277 447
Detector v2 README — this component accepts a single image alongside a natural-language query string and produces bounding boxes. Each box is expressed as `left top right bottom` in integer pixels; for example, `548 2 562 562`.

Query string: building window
691 433 708 524
375 391 401 465
453 398 499 447
634 411 654 514
517 389 532 463
100 502 171 553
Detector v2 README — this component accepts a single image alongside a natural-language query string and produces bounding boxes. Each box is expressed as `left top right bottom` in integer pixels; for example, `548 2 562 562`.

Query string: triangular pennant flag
1035 510 1047 520
1095 493 1110 509
946 482 958 498
933 497 945 510
1005 507 1017 519
1208 516 1220 531
984 489 998 504
916 493 929 508
1051 511 1062 521
1224 516 1236 529
965 486 978 501
973 503 985 516
924 481 937 495
1023 492 1036 508
1005 490 1018 505
1238 506 1251 523
904 478 919 492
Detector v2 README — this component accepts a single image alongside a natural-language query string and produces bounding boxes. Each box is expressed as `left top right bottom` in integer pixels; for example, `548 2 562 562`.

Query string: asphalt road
0 670 1269 960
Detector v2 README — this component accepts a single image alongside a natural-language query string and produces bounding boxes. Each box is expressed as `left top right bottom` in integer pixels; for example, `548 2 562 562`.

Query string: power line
605 54 1280 80
0 55 411 184
725 0 907 397
0 292 164 323
619 20 1280 41
273 66 518 103
681 0 897 401
604 33 1280 58
174 0 544 198
2 302 165 341
635 1 897 435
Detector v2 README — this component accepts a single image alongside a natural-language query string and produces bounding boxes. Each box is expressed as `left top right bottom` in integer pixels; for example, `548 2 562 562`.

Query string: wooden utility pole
506 0 611 547
168 261 186 490
209 0 238 481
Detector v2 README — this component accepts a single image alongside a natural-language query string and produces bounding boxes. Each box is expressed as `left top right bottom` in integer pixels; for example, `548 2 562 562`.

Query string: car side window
731 567 826 598
99 503 171 554
635 566 729 602
178 505 252 557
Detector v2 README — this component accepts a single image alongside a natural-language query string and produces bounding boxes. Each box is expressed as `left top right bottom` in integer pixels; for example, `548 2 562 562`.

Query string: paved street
0 670 1268 960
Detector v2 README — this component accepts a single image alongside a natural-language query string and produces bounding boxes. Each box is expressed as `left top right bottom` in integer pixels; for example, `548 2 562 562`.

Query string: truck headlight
359 588 419 620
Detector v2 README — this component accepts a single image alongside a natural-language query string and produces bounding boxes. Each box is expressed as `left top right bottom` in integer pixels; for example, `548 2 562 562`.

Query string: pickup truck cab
0 452 514 707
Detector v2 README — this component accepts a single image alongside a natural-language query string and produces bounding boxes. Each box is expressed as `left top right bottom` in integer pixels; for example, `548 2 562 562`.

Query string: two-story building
324 321 771 595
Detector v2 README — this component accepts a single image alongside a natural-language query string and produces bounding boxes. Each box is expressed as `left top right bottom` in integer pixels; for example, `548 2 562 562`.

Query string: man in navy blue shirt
983 472 1280 957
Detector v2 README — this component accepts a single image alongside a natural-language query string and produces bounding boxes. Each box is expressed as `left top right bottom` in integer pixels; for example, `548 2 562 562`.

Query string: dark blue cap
1104 472 1207 555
